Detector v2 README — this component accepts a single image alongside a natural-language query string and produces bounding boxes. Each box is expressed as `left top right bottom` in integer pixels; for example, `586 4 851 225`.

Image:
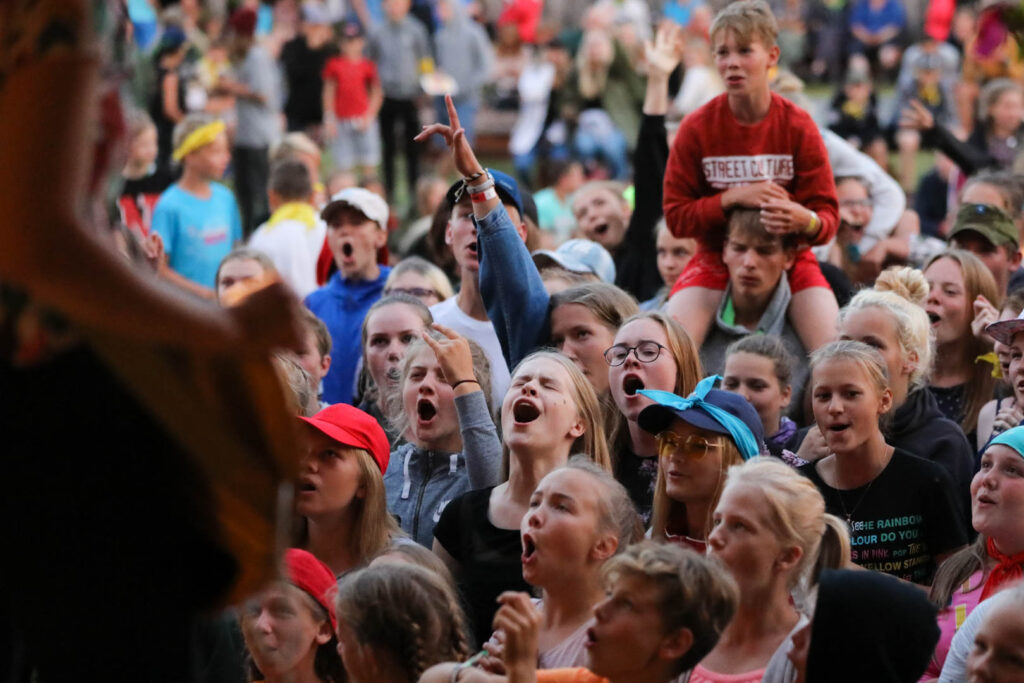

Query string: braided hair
335 563 472 681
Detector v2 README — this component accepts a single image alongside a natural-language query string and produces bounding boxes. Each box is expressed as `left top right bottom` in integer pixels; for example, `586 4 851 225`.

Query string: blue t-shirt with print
152 183 242 288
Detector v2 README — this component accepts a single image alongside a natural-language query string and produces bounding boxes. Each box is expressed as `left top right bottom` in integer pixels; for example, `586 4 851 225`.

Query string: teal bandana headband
638 375 760 460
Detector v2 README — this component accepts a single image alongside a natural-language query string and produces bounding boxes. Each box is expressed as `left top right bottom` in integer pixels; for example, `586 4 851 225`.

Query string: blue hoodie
304 267 391 404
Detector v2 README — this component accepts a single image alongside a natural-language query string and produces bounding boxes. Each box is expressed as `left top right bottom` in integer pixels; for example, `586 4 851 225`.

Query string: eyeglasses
384 287 440 300
656 432 722 461
604 341 667 366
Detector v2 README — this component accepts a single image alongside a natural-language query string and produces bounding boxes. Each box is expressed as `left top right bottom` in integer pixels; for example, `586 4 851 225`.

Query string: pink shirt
689 665 766 683
922 569 985 680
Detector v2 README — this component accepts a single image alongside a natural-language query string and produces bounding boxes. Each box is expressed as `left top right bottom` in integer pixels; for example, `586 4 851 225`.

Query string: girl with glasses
635 375 764 551
384 256 455 307
606 312 703 524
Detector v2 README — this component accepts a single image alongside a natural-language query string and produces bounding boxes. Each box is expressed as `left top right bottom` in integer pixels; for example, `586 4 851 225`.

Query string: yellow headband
173 120 226 161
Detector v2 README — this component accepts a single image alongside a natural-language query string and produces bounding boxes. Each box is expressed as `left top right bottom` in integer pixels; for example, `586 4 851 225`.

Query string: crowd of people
8 0 1024 681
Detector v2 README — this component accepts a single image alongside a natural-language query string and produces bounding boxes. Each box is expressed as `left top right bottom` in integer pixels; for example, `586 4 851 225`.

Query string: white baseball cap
321 188 389 230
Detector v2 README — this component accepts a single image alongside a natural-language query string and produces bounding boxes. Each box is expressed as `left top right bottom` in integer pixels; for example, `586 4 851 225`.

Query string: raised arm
617 22 684 301
415 96 550 369
423 324 502 489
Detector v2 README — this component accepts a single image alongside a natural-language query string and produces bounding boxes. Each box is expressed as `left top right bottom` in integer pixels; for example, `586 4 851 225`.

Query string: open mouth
467 241 478 254
417 399 437 421
593 223 609 236
623 376 645 396
827 423 850 433
522 534 537 561
585 627 598 647
341 242 354 258
513 399 541 423
298 480 317 493
927 312 941 324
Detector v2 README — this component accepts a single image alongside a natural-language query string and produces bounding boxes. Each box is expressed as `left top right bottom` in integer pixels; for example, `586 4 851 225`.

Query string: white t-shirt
248 217 326 298
430 296 510 409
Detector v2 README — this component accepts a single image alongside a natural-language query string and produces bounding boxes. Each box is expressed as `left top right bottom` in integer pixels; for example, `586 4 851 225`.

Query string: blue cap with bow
636 375 764 460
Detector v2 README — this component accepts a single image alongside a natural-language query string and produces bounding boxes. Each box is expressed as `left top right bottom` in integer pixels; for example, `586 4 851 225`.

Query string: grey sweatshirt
435 3 494 102
699 277 809 410
366 15 431 100
384 390 501 547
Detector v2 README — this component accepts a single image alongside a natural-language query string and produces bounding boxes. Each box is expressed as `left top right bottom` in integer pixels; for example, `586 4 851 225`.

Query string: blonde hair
335 563 471 681
565 456 644 551
270 132 321 162
810 339 890 397
925 250 1001 433
841 266 934 390
388 331 493 441
293 448 400 567
710 0 778 49
172 113 223 152
603 542 738 676
502 351 612 477
385 256 455 301
650 434 743 543
358 294 434 415
273 354 318 417
611 312 704 455
722 458 850 596
550 282 640 333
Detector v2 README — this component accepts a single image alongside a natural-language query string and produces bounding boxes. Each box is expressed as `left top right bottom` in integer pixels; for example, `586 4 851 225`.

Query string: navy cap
638 383 764 458
446 169 530 223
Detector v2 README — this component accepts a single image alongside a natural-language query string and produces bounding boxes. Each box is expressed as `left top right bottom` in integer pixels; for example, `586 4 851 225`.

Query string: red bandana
981 537 1024 601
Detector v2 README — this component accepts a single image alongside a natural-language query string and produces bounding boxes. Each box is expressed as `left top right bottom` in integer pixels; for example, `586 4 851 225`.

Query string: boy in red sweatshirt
663 0 839 351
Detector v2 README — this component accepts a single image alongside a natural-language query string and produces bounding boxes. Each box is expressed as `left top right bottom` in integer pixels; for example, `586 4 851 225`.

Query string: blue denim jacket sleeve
476 204 550 370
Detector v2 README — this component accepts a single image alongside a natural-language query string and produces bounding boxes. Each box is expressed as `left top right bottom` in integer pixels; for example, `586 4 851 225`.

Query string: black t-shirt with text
799 448 967 584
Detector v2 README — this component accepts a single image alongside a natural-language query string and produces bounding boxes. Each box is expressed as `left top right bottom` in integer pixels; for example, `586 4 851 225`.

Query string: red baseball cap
228 7 257 38
284 549 337 630
298 404 390 474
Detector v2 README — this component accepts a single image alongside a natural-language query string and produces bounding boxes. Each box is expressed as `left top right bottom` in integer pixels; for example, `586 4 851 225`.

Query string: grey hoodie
384 390 501 547
699 276 809 409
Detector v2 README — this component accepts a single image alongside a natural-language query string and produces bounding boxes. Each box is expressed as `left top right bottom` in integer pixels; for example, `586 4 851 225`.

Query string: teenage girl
607 311 703 522
241 549 344 683
357 293 433 439
923 249 1001 444
295 403 401 575
384 324 500 547
433 351 612 647
925 425 1024 678
800 340 967 585
694 458 850 683
722 335 797 458
639 375 764 551
334 562 473 682
493 458 643 669
827 267 974 514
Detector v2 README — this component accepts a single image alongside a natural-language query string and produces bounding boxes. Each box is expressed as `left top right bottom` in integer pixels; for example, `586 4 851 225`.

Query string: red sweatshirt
663 92 838 250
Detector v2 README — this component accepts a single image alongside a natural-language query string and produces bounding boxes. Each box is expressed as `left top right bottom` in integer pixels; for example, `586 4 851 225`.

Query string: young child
663 0 839 354
722 334 797 457
296 308 332 410
240 549 344 683
152 114 241 299
334 562 473 682
321 22 383 179
248 158 325 298
295 403 401 575
799 340 967 585
827 69 887 169
118 110 174 239
304 188 391 405
420 541 739 683
384 324 500 547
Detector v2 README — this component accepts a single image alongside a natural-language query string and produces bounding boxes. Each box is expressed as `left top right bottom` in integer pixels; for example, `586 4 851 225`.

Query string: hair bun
874 267 929 307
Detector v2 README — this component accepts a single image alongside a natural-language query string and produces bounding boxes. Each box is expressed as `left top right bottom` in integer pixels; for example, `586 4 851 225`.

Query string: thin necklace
836 478 875 528
833 446 891 528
